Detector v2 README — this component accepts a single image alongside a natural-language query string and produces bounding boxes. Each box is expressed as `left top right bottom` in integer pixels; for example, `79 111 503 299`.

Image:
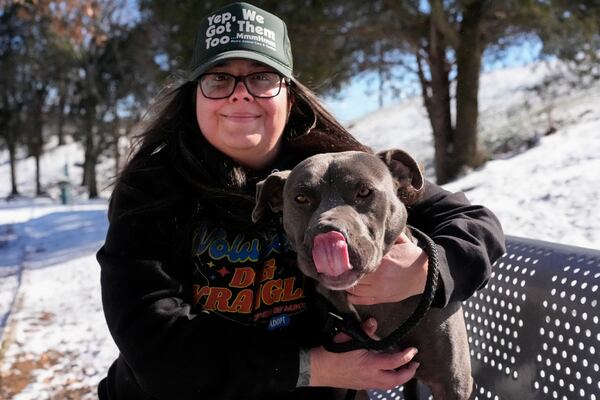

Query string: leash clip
327 311 372 344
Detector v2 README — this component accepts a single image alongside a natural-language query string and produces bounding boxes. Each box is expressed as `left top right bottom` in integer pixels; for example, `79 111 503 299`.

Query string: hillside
348 62 600 249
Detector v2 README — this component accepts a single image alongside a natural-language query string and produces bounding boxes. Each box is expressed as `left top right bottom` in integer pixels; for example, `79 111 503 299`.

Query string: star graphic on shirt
206 261 215 268
217 267 230 277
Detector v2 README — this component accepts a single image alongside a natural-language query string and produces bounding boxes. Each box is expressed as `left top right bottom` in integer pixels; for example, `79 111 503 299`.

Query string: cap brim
189 50 293 81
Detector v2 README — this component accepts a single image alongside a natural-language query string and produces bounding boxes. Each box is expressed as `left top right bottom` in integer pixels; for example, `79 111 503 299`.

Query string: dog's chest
355 296 422 338
318 285 423 341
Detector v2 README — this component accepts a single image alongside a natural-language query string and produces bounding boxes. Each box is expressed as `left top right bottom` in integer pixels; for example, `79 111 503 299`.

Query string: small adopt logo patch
267 314 290 330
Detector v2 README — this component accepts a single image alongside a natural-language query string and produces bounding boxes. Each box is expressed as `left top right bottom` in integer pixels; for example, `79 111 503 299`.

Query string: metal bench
369 235 600 400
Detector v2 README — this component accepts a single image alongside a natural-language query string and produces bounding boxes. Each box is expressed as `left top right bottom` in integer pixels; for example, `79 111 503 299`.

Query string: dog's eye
357 187 373 198
294 194 308 204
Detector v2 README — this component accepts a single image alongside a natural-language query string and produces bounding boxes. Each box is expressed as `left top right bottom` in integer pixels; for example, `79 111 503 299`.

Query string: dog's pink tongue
312 231 352 277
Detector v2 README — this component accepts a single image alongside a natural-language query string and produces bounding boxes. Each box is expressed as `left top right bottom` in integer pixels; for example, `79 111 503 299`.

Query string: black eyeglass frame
197 71 291 99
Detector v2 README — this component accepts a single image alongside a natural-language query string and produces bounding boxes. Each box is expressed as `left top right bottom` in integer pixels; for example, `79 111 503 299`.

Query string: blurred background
0 1 599 398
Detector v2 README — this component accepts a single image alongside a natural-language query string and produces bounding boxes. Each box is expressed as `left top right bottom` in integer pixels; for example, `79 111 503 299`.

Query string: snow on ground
0 61 599 398
445 117 600 248
1 254 116 399
0 203 115 399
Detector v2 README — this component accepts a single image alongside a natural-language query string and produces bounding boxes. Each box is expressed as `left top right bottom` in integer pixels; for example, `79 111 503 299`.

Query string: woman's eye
294 194 308 204
357 187 373 198
252 73 268 81
251 72 277 82
212 74 231 82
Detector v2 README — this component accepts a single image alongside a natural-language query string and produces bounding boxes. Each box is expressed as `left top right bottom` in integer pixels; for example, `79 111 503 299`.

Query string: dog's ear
377 149 424 205
252 170 291 223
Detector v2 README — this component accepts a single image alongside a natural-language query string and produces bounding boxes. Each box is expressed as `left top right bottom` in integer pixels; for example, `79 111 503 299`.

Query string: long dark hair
115 74 371 222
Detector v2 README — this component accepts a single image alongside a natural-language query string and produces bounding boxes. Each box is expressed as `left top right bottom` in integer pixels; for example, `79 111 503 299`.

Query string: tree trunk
32 88 46 196
81 158 88 187
35 155 41 195
83 142 99 198
86 153 99 198
112 115 121 178
417 18 456 184
454 0 485 173
82 99 99 198
8 136 19 196
0 109 19 197
57 81 66 146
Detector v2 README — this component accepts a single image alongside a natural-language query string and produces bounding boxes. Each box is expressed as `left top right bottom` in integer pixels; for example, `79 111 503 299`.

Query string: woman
97 2 505 399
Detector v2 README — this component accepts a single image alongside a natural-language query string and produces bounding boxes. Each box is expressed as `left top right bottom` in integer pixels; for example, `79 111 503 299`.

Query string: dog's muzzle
312 231 352 277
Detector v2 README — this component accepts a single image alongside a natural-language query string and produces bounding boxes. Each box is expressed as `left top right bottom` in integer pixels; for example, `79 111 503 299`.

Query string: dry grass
0 306 97 399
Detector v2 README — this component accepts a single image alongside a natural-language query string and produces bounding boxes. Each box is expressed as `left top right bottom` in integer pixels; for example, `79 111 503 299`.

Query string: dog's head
252 150 423 290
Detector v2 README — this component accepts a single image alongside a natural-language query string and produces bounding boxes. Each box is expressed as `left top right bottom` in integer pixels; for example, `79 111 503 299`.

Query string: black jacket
97 144 505 400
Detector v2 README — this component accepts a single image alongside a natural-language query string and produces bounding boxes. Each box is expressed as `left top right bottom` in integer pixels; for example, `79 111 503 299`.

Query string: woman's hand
309 318 419 390
346 232 429 305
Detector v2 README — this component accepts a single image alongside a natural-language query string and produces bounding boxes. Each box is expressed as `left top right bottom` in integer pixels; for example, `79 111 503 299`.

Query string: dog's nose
315 220 343 234
310 224 349 248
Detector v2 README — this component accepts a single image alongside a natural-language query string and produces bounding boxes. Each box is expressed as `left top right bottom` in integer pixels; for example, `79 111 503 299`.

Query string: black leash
321 226 440 352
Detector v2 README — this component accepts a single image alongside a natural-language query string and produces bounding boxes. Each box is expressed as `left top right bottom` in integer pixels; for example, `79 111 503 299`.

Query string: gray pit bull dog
252 150 473 400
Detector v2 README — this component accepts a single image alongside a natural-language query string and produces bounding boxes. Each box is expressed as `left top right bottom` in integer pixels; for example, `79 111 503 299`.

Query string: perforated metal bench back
369 236 600 400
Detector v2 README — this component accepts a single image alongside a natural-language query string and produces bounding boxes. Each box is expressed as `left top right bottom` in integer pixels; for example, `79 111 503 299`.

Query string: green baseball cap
190 2 294 80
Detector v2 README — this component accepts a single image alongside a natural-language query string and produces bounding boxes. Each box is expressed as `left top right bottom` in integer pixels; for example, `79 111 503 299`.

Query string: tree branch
428 0 460 48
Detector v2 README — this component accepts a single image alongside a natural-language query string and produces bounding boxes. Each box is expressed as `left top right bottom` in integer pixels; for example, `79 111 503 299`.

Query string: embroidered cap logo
190 2 294 80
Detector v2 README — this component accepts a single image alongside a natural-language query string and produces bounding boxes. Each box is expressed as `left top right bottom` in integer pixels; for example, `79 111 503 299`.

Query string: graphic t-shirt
190 222 308 331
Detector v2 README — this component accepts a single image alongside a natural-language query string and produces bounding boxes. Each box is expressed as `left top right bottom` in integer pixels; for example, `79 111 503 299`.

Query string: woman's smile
221 112 261 122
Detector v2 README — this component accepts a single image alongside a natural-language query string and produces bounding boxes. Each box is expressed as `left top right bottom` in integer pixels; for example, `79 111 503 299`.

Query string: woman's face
195 59 292 170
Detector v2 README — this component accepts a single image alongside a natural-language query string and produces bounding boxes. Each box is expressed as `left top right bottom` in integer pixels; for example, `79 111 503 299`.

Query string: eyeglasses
197 71 289 99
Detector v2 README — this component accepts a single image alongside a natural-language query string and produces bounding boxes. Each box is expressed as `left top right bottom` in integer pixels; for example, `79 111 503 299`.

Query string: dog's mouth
312 231 352 277
311 231 364 290
318 270 365 290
